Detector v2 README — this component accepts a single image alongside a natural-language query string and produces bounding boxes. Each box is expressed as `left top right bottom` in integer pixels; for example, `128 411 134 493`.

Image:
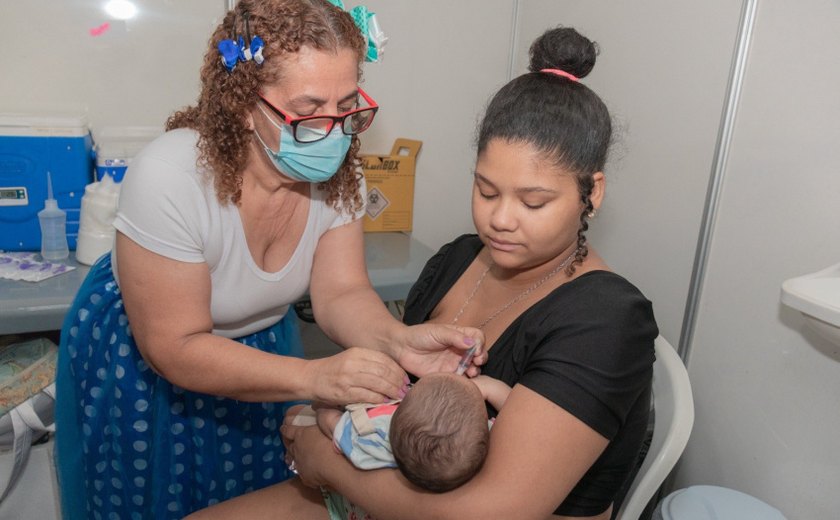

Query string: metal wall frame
678 0 759 364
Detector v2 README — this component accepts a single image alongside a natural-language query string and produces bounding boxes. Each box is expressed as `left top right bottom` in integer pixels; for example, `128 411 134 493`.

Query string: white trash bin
653 485 787 520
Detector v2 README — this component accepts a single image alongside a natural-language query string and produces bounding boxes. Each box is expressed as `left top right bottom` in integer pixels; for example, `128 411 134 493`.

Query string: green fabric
322 488 375 520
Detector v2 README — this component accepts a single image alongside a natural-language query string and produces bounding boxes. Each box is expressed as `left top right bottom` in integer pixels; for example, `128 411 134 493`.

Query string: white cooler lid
95 126 162 160
0 114 89 137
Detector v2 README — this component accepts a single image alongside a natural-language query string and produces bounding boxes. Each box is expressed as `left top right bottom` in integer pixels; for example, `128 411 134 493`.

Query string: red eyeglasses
258 87 379 144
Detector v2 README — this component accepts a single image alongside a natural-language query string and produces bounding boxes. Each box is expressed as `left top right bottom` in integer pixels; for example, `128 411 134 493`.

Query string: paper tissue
0 253 76 282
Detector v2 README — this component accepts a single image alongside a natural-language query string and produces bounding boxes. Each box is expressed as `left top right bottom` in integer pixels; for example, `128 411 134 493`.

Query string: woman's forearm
312 283 403 359
326 461 500 520
153 330 407 406
148 331 312 402
307 219 410 360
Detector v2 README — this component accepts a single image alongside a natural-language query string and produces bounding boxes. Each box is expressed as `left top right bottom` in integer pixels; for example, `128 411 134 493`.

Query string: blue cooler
95 152 129 183
0 115 93 251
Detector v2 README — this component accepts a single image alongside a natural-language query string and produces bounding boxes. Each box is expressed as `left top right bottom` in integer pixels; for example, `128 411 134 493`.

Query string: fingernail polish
464 337 475 346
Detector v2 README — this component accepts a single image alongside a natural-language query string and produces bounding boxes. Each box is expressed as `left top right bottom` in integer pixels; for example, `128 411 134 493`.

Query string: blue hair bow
217 12 265 72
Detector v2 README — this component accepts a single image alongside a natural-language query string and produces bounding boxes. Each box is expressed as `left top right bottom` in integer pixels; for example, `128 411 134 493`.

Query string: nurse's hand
303 347 409 405
392 324 486 378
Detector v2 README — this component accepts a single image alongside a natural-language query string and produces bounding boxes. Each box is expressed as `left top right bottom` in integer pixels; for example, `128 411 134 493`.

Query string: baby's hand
470 375 512 410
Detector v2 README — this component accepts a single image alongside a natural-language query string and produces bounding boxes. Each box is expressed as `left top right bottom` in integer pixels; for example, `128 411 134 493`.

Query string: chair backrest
615 335 695 520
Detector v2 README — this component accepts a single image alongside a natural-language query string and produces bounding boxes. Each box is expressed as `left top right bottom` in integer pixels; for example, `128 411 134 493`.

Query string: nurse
53 1 482 519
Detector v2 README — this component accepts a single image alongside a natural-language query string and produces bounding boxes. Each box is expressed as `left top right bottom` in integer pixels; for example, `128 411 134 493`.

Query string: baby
290 373 510 492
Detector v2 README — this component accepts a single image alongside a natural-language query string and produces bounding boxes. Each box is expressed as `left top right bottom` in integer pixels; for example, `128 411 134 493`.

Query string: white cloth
333 402 399 470
112 128 364 338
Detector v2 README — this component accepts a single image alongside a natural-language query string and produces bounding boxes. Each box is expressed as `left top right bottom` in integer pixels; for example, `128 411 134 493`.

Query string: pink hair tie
540 68 579 82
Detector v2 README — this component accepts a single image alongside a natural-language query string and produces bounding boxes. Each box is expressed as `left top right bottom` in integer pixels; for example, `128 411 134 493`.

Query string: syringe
455 345 478 376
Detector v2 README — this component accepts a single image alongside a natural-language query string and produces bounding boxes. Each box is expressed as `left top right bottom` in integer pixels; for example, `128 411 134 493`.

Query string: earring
587 209 597 219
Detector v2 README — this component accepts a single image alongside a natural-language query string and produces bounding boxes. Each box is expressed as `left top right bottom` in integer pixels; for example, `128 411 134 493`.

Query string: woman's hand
280 421 339 489
392 323 486 377
302 347 409 405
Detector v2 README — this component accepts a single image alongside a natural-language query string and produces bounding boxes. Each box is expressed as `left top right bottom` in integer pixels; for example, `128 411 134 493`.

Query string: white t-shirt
112 128 364 338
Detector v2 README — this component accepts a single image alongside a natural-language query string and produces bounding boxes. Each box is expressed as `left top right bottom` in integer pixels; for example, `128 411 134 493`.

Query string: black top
403 235 658 517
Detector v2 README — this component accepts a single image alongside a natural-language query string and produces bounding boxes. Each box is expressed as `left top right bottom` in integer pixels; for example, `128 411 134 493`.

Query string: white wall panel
514 0 741 344
675 1 840 517
0 0 225 134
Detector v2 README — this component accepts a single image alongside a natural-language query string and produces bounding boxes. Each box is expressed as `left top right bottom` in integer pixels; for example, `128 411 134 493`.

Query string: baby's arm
471 375 512 410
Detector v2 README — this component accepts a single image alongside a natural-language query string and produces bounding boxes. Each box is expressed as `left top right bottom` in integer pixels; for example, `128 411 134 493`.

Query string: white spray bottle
38 172 70 261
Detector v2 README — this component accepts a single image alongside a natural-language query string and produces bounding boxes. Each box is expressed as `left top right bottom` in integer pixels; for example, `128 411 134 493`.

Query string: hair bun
528 27 598 79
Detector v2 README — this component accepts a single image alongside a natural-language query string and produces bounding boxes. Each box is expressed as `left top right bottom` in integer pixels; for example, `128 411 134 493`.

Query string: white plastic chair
615 335 695 520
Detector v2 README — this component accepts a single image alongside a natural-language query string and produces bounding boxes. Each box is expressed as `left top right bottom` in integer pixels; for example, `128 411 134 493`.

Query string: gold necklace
452 248 579 329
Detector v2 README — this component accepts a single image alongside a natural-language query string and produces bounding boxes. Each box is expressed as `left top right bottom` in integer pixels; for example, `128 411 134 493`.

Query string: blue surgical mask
255 105 351 183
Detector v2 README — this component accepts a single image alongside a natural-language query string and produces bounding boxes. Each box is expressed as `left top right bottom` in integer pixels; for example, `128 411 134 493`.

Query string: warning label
365 187 390 220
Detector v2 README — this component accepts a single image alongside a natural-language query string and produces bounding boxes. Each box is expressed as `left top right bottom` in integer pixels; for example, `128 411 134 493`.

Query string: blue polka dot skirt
54 254 304 520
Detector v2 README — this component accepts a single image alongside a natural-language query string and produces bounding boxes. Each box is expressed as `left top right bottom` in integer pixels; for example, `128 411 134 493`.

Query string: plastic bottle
38 172 69 261
75 173 121 265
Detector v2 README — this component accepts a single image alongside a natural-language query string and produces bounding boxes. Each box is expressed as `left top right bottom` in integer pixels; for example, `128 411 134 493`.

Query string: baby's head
390 373 489 492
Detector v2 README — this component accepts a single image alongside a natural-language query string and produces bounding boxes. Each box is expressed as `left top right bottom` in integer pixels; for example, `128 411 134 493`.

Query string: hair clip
217 10 265 72
349 6 388 63
218 40 241 72
326 0 388 63
237 34 249 61
218 14 240 72
250 35 265 65
244 13 264 66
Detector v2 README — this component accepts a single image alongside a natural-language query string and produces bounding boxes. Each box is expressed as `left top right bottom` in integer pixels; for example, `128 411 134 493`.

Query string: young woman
189 26 658 520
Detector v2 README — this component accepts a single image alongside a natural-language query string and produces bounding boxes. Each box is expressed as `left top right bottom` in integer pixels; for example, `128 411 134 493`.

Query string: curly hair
166 0 366 213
